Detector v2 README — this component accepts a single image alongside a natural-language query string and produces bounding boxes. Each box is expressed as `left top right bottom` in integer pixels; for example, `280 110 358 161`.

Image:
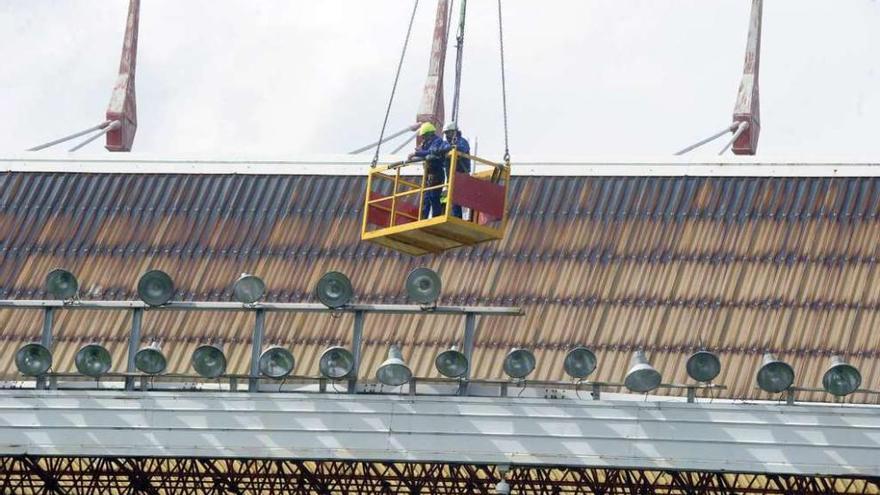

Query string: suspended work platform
362 150 510 256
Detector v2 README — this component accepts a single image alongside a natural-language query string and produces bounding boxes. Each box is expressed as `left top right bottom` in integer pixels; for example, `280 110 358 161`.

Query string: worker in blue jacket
409 122 451 219
443 122 471 218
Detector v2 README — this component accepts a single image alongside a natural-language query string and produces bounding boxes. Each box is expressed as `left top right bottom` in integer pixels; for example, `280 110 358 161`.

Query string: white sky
1 0 878 160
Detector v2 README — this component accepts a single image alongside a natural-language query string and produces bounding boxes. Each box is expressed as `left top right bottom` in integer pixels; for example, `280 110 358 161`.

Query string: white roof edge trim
1 390 878 475
2 153 880 177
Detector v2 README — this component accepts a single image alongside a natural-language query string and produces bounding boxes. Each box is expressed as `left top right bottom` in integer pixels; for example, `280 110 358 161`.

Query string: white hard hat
443 122 458 133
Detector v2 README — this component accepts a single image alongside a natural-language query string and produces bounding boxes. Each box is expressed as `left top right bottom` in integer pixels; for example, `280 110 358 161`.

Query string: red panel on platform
451 173 505 220
366 192 420 228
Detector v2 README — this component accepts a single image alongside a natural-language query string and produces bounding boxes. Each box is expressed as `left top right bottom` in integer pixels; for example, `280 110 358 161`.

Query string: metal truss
1 456 878 494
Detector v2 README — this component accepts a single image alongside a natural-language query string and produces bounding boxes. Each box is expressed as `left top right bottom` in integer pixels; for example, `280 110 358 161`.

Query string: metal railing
6 373 731 403
0 299 522 394
363 149 510 233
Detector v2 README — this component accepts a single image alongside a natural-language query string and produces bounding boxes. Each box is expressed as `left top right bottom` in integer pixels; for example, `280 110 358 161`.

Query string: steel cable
27 121 112 151
450 0 467 126
371 0 421 167
497 0 510 163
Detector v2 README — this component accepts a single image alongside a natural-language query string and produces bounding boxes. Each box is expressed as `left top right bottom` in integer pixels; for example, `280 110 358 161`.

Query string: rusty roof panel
2 172 880 403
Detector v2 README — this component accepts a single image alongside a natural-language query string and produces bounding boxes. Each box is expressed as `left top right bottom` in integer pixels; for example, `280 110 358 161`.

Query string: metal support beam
249 309 266 392
105 0 140 151
731 0 762 155
348 311 365 393
719 121 749 155
390 131 418 154
0 299 523 317
197 457 242 494
68 121 121 152
26 121 112 152
20 456 64 495
591 382 602 400
416 0 450 127
459 313 476 395
3 455 878 494
40 308 54 352
125 308 143 391
349 124 418 155
674 124 735 155
37 308 54 390
111 457 159 495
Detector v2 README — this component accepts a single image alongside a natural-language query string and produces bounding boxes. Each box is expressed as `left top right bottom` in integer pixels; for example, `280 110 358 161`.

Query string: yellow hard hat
417 122 436 136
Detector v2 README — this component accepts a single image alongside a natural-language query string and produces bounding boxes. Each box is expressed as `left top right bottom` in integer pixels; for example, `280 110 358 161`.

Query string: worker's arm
410 142 432 159
428 139 453 159
411 137 451 160
408 144 426 161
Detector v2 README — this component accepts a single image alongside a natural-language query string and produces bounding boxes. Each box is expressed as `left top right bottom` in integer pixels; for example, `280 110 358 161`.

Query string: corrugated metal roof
3 170 880 403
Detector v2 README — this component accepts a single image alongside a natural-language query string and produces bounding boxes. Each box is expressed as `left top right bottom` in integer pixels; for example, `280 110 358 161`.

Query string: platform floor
363 215 504 256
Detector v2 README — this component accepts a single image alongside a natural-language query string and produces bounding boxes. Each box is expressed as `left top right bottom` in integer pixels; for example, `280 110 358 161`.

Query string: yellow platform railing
362 149 510 238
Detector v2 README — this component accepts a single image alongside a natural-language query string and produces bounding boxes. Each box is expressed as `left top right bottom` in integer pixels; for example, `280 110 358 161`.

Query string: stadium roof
3 156 880 403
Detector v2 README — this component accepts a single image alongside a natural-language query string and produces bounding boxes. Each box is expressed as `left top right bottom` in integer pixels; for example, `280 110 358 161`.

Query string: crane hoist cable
371 0 420 167
496 0 510 163
445 0 456 124
446 0 456 49
450 0 467 126
450 0 511 164
368 0 512 165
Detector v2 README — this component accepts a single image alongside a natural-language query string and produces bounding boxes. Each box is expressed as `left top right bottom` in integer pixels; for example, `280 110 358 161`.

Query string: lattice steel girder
1 457 878 494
